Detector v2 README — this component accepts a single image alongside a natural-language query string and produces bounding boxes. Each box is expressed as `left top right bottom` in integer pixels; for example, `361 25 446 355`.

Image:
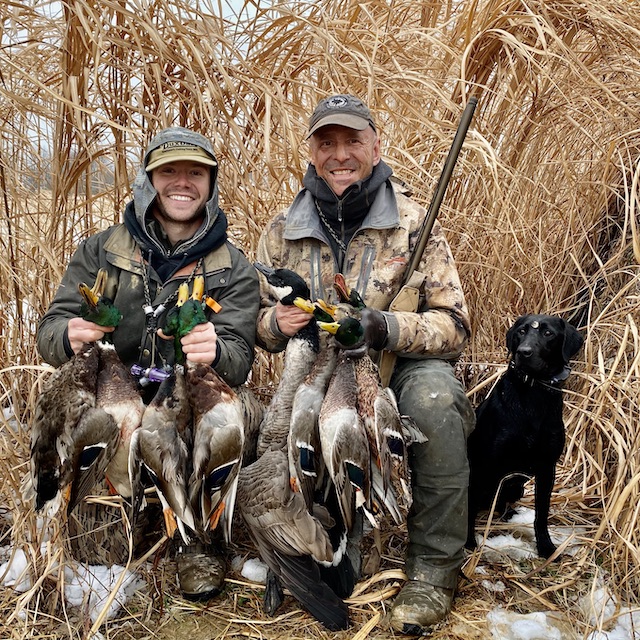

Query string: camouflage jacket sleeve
254 185 471 360
255 211 291 353
382 214 470 360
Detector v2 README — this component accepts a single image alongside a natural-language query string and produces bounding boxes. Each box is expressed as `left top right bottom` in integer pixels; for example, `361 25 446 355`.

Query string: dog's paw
536 539 558 560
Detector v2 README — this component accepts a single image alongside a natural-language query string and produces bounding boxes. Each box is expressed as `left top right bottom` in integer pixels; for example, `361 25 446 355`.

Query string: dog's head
506 314 584 380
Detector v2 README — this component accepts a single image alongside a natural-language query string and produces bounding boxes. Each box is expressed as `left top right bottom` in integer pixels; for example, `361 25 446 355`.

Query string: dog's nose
517 346 533 358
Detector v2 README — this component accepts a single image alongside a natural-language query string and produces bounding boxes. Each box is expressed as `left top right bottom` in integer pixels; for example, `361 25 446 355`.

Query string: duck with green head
30 268 136 516
133 275 245 545
318 313 413 525
236 263 351 630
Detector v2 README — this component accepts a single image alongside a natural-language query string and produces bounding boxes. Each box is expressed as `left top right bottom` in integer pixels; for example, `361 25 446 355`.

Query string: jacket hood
126 127 228 280
130 127 223 253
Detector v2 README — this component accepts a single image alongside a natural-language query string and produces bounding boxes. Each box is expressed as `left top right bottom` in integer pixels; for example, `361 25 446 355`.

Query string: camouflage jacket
256 179 471 360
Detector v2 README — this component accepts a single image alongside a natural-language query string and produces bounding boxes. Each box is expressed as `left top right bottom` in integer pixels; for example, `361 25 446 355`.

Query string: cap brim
307 114 373 138
146 154 218 172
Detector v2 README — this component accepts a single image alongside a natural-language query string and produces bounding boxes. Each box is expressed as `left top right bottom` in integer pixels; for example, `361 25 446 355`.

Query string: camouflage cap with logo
307 94 377 138
146 140 218 172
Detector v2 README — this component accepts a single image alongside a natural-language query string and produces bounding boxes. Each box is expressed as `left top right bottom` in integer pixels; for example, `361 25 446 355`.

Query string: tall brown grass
1 0 639 637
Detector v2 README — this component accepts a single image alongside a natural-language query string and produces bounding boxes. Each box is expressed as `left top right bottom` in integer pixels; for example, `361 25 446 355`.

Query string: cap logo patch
326 96 349 109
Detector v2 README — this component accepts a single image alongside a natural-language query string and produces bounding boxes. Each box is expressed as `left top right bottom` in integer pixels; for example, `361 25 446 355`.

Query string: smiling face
309 124 381 196
150 160 211 243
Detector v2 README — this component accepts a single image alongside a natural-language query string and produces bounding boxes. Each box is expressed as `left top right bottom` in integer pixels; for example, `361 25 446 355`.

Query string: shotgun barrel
402 96 478 286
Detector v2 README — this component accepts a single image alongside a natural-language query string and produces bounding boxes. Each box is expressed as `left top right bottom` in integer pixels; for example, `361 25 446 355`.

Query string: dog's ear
506 315 530 353
561 321 584 362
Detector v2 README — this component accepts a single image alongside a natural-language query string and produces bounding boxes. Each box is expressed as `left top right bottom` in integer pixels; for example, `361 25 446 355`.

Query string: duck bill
293 297 314 313
191 276 205 301
317 320 340 335
176 282 190 306
333 273 351 301
78 282 100 308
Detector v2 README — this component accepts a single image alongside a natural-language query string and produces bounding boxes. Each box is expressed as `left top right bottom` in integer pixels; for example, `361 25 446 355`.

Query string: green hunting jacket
37 224 259 387
256 179 470 360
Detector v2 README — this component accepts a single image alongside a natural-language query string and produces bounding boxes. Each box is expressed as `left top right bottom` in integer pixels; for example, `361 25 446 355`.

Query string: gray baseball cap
307 94 376 138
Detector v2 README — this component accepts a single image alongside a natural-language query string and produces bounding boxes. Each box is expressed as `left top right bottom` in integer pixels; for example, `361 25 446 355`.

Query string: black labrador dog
466 314 584 558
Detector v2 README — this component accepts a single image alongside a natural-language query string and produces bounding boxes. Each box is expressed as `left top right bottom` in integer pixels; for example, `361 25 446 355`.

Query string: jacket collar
283 179 400 242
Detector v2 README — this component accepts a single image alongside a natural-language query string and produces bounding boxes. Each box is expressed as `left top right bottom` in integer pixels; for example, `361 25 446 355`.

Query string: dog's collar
508 361 571 387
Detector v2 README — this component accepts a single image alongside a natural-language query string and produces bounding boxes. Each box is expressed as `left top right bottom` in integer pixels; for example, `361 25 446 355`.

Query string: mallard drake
78 268 123 329
78 269 145 499
317 352 373 531
129 367 195 544
318 316 416 523
160 276 245 543
30 269 126 516
131 276 243 544
186 360 244 544
161 280 203 364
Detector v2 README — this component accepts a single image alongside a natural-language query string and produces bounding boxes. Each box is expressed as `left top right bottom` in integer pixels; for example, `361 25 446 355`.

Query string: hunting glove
344 307 389 358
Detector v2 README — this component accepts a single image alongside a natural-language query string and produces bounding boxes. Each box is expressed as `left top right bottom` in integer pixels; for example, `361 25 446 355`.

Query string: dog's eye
543 330 554 337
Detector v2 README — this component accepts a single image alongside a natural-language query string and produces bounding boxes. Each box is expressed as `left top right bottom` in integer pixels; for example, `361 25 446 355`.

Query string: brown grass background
0 0 639 638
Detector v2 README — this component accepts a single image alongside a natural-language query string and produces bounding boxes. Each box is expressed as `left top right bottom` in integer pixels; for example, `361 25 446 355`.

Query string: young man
255 95 475 634
37 126 260 600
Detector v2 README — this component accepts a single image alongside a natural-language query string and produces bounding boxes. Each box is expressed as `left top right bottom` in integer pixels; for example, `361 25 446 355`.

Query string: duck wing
96 343 145 498
237 448 349 631
129 368 195 543
186 362 244 543
30 343 117 515
234 385 265 467
65 405 120 514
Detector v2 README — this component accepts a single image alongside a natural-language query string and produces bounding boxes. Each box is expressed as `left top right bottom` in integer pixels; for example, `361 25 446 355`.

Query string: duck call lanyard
133 251 204 383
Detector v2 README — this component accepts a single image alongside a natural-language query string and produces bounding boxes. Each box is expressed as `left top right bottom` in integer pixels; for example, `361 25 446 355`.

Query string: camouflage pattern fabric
256 180 470 360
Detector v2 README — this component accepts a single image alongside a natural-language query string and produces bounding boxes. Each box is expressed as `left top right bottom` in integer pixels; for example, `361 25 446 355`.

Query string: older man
255 95 475 634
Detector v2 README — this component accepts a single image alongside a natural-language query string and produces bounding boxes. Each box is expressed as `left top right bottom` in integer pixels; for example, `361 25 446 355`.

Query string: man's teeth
170 195 192 201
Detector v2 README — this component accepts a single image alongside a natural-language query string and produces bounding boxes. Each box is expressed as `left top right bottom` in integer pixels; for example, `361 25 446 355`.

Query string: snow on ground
1 543 144 626
473 507 640 640
2 504 639 638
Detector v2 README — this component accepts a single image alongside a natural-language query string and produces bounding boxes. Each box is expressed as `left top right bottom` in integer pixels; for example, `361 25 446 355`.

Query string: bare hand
179 321 218 365
67 317 115 354
275 301 312 337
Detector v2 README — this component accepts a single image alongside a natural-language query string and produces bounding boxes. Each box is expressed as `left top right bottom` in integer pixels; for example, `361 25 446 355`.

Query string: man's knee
390 359 474 476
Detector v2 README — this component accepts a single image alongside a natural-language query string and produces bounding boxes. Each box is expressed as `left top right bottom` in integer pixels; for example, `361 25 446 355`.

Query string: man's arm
37 236 105 366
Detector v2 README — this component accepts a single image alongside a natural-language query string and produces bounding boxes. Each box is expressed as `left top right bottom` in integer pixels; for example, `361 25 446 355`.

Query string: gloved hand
342 308 389 358
361 307 389 350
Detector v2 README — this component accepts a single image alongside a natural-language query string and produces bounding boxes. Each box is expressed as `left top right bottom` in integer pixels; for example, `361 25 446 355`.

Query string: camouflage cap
307 94 376 138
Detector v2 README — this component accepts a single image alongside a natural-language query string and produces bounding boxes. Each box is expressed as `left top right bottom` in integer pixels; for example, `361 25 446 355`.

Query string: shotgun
378 97 478 387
